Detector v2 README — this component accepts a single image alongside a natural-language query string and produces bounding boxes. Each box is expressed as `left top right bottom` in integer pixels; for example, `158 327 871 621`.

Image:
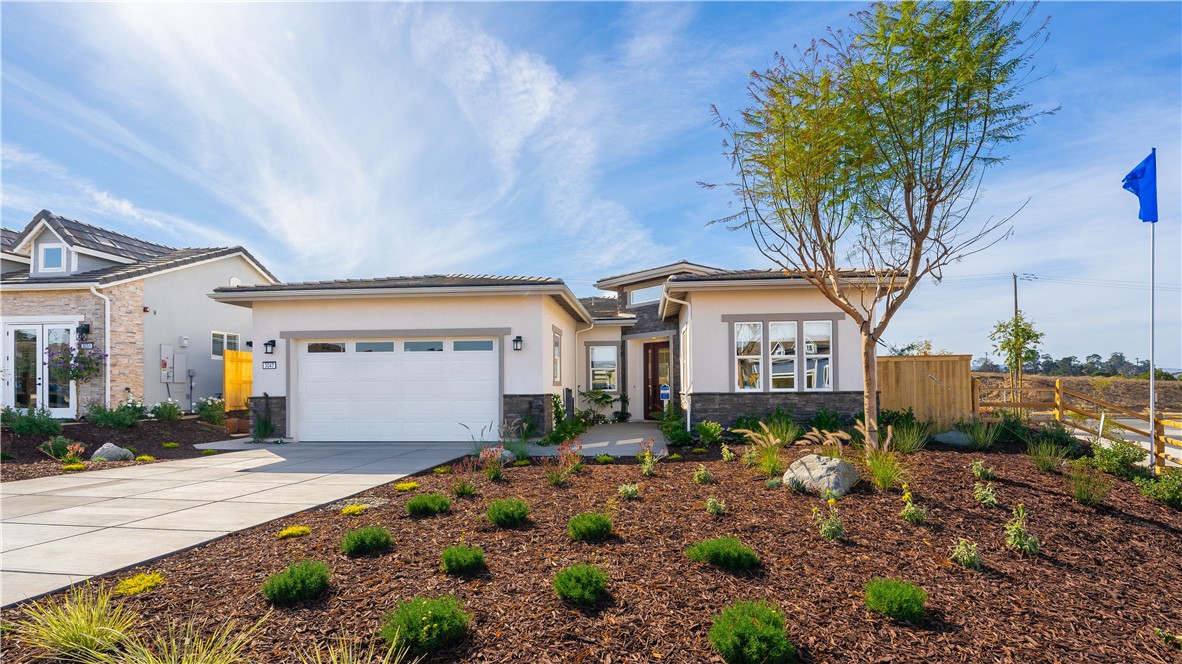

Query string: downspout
89 286 111 407
574 318 595 414
662 293 692 432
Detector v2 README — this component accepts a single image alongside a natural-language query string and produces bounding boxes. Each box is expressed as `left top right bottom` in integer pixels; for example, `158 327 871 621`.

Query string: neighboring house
211 261 867 442
1 210 277 418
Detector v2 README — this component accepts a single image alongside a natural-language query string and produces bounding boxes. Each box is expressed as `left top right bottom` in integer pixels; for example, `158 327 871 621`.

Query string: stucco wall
142 255 269 409
574 324 624 411
542 295 580 402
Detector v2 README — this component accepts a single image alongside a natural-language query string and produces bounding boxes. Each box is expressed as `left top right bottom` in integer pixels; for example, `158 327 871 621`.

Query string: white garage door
297 338 499 442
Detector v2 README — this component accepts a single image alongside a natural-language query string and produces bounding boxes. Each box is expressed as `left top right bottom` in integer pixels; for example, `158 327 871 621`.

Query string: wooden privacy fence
974 378 1180 475
876 355 973 428
222 349 253 412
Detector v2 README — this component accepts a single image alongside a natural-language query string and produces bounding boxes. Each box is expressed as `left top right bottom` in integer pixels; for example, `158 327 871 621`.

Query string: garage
297 337 499 442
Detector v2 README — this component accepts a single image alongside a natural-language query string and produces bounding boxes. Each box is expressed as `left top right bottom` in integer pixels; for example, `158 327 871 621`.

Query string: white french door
3 323 78 418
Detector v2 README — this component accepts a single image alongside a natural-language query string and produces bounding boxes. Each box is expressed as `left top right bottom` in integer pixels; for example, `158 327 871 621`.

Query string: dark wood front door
643 341 671 420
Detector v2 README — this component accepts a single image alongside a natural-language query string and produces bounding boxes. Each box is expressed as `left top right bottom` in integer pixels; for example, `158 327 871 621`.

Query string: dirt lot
974 372 1182 414
3 442 1180 663
0 418 230 481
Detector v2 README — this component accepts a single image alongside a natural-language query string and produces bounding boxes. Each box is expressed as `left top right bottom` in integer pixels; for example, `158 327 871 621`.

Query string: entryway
2 322 77 418
642 340 670 419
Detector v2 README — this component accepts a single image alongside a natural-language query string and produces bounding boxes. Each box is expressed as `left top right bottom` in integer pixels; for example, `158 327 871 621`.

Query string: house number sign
261 361 278 370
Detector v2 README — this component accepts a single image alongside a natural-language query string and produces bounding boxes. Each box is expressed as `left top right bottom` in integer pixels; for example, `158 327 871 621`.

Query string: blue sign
659 383 670 401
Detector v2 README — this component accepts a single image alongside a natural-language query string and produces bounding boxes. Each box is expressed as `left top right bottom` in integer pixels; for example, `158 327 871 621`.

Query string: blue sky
2 2 1179 367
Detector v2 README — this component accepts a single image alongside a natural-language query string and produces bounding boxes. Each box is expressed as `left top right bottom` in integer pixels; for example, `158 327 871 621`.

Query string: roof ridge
42 211 177 252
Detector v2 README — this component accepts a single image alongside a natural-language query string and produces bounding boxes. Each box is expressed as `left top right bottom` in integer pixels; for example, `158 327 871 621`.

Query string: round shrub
567 512 613 542
864 577 927 623
161 442 180 449
685 537 760 571
406 492 451 517
262 560 331 605
709 600 795 664
440 544 485 575
552 564 608 606
277 525 311 540
486 498 529 527
381 595 470 655
340 526 393 556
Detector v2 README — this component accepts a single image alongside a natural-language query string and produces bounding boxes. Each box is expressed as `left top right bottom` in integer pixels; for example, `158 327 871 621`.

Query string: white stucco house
211 261 868 442
1 210 277 417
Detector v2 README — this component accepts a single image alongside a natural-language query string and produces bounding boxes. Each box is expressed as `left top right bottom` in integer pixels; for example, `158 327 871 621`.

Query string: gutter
662 292 693 432
89 286 111 407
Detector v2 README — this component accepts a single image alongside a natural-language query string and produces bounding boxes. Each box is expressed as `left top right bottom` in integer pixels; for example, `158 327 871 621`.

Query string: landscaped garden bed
3 436 1180 662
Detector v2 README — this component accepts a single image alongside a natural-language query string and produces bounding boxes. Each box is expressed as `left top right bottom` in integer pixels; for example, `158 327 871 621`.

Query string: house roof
212 274 563 293
578 296 635 323
593 260 720 290
15 210 176 263
667 268 883 283
1 228 23 255
1 246 277 287
660 268 887 318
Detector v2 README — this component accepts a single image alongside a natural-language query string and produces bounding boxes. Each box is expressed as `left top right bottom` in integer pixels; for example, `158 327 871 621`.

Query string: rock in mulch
934 430 972 447
90 443 134 461
783 453 859 496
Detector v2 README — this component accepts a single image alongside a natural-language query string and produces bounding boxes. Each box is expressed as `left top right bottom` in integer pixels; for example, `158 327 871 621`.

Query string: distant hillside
973 372 1182 414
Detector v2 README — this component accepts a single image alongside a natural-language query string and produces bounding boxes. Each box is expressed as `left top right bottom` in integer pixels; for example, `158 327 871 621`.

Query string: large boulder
783 454 860 497
91 443 134 461
933 430 972 448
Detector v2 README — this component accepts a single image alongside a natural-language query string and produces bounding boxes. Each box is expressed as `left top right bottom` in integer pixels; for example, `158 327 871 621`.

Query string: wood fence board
222 349 253 412
876 355 972 427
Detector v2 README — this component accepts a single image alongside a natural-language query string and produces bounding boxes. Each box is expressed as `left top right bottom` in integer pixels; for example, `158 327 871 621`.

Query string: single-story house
1 210 277 417
211 261 867 442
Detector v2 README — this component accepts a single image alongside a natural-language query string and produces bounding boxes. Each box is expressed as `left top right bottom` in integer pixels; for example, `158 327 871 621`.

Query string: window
552 329 562 385
589 345 618 391
212 332 241 358
405 341 444 352
308 341 346 353
39 244 65 272
769 322 796 391
804 321 832 390
356 341 394 353
734 322 762 391
454 340 494 351
628 285 663 306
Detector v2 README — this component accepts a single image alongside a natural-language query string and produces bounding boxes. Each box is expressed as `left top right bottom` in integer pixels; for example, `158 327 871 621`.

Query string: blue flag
1122 148 1158 222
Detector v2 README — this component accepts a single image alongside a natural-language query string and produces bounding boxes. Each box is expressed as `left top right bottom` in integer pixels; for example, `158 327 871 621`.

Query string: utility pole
1013 273 1019 320
1012 273 1019 405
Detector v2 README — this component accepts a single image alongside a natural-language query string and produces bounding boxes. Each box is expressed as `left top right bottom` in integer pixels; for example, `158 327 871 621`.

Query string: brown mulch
3 444 1181 663
0 418 230 482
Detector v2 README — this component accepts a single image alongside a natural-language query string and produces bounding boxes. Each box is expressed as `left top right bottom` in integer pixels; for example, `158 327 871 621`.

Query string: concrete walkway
0 441 470 607
528 421 668 457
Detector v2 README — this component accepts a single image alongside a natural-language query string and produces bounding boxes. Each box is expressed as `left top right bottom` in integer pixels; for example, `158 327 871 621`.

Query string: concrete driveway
0 441 471 607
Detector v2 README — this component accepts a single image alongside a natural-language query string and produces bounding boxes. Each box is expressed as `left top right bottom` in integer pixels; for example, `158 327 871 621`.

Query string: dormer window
39 244 66 272
628 284 663 307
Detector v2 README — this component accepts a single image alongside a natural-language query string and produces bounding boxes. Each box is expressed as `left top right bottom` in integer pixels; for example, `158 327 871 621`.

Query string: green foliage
898 485 928 525
666 428 693 448
721 443 737 462
149 399 183 422
113 572 164 597
1024 421 1085 458
433 465 452 475
685 537 759 570
1091 438 1149 480
667 453 683 461
4 406 62 435
406 493 451 517
14 584 137 660
812 500 844 540
161 442 180 449
692 464 715 484
89 400 141 429
1065 459 1113 506
1134 469 1182 510
262 560 331 605
950 539 982 570
891 421 930 454
809 408 846 432
864 578 927 623
691 447 708 454
708 600 794 664
61 463 87 472
195 396 226 425
1028 440 1067 472
696 420 724 444
705 495 727 515
991 310 1044 392
116 614 265 664
877 408 919 429
1155 627 1182 650
486 498 529 527
503 439 529 463
552 564 608 606
970 460 996 480
201 449 218 456
381 596 470 655
440 544 486 575
340 526 394 556
731 413 763 432
618 483 640 500
765 478 782 490
277 526 311 540
38 435 83 462
1004 504 1040 556
863 449 908 490
568 512 613 542
973 482 998 507
958 419 999 451
595 454 614 464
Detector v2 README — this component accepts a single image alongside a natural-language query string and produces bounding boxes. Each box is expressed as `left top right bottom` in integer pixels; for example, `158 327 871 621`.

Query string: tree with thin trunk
989 309 1043 405
706 1 1055 448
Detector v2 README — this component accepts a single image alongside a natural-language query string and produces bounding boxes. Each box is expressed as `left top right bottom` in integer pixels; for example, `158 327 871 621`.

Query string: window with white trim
803 321 832 390
212 331 241 358
589 345 618 391
734 322 762 391
552 330 562 384
39 244 66 272
769 322 796 391
628 285 663 306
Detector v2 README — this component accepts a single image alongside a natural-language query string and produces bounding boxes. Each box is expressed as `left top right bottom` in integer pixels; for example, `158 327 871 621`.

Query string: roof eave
593 262 719 290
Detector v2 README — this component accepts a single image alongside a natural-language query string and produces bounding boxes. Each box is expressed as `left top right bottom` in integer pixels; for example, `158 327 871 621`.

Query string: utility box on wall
160 344 188 383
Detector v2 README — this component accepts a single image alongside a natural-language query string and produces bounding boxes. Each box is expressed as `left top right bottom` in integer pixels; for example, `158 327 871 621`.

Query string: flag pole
1149 219 1155 462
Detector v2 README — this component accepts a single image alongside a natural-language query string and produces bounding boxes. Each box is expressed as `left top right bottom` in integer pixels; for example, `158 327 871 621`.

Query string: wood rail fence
973 378 1180 475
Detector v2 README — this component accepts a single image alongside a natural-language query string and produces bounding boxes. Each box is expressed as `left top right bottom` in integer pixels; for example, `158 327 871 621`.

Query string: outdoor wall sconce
263 339 277 355
512 336 523 351
75 323 91 341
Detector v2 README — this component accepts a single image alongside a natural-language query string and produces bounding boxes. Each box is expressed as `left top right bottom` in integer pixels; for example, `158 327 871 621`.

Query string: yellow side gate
222 349 253 412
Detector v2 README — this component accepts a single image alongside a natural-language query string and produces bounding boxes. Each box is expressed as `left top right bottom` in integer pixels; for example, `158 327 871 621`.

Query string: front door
3 324 77 418
642 341 671 420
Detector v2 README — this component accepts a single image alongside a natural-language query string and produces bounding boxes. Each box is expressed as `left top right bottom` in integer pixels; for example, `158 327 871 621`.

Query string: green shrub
161 442 181 449
89 401 140 429
1135 469 1182 509
864 450 908 490
970 460 996 480
115 614 263 664
113 572 164 596
667 428 693 447
1065 459 1113 506
1024 421 1085 457
949 539 982 570
149 399 183 422
568 512 613 542
406 492 451 517
135 455 156 462
708 600 794 664
1028 440 1067 472
277 526 311 539
595 454 614 464
262 560 331 605
195 396 226 425
5 406 62 435
37 435 83 461
200 449 218 456
864 578 927 623
440 544 485 575
958 419 999 451
812 500 845 540
298 635 414 664
667 452 683 461
1091 438 1149 479
706 495 727 515
685 537 759 571
552 564 608 606
13 585 136 660
810 408 846 432
381 596 470 655
691 447 709 454
618 483 640 500
61 463 87 472
1004 504 1040 556
486 498 529 527
340 526 393 556
973 482 998 507
891 421 930 454
693 464 715 484
765 477 782 490
696 420 724 444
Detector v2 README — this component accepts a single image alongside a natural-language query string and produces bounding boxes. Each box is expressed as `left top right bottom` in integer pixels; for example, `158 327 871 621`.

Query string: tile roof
1 247 273 286
578 296 633 320
1 228 22 255
594 260 720 286
19 210 175 262
213 274 563 293
667 269 880 282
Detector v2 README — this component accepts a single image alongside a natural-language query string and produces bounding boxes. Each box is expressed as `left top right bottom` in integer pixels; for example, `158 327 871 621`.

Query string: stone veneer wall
687 391 865 427
503 394 555 435
0 283 144 409
612 296 681 405
249 394 287 438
